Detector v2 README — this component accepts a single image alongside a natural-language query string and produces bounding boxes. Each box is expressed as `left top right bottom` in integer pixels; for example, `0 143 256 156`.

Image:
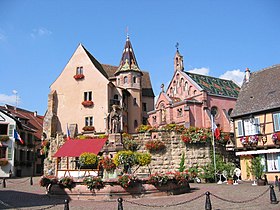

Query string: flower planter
82 100 94 107
73 74 85 80
0 135 9 142
82 126 95 132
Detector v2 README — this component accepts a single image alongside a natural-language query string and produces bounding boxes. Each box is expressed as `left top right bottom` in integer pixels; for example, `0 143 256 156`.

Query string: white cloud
187 67 209 76
219 69 245 86
31 27 52 38
0 94 19 105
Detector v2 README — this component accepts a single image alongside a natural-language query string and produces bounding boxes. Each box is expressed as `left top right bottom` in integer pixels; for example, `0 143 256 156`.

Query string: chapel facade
148 48 240 133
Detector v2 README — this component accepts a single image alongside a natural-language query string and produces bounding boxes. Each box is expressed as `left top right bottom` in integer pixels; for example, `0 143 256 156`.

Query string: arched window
114 94 118 100
124 76 128 84
180 78 184 87
133 76 137 83
228 108 233 117
184 82 188 92
211 106 218 118
193 90 197 95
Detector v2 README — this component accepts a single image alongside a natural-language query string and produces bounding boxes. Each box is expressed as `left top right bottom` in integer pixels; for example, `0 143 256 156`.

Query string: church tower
115 35 143 133
174 43 184 72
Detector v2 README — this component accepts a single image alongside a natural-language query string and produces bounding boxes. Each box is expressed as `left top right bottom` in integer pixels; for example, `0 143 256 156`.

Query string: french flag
211 115 221 140
14 129 24 144
66 124 71 140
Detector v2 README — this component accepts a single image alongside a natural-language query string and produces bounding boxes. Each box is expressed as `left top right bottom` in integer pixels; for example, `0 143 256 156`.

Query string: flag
211 115 221 140
14 129 24 144
66 124 71 140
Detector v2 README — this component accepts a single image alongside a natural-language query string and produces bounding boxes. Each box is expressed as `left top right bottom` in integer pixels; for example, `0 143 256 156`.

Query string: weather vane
175 42 179 51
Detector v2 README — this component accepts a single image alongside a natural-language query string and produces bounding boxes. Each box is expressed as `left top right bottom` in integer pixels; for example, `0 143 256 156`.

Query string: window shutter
237 120 243 136
254 117 260 134
273 113 280 132
8 125 14 137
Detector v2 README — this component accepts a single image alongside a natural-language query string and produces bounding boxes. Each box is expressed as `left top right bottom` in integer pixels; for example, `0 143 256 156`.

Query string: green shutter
273 113 280 132
7 147 12 160
8 125 14 137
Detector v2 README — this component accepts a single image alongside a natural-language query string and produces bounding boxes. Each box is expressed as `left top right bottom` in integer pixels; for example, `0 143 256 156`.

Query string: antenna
12 90 18 111
126 26 129 40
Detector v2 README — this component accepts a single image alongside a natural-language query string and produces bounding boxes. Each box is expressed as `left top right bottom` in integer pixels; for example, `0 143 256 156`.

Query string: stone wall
43 131 234 176
133 131 212 174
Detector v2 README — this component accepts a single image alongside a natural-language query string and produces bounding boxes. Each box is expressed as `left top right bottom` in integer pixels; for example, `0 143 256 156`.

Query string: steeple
115 35 142 76
174 42 184 72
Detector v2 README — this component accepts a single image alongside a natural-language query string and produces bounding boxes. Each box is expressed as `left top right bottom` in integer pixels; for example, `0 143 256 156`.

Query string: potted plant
82 100 94 107
83 176 105 191
224 162 235 184
117 174 138 188
0 158 8 166
145 139 166 153
79 152 98 169
0 135 9 142
250 156 265 185
58 176 75 190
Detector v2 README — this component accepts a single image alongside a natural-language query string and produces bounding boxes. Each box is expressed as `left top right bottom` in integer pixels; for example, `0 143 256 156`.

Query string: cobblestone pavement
0 177 280 210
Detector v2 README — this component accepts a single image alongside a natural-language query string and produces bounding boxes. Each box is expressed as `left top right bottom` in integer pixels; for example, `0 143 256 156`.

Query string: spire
115 35 142 75
174 42 184 72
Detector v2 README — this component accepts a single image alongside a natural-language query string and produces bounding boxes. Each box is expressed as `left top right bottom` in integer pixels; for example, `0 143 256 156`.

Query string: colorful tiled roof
186 72 240 98
115 35 142 75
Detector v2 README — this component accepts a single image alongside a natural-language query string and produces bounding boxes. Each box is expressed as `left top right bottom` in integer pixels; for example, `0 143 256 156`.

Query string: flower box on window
82 126 95 132
240 135 259 147
272 132 280 144
0 135 9 142
82 100 94 107
73 74 85 80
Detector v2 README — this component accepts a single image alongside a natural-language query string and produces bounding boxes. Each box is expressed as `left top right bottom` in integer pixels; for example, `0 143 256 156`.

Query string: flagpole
211 115 217 183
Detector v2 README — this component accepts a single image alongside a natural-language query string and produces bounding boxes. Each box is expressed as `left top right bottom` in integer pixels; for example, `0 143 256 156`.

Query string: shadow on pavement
0 190 69 209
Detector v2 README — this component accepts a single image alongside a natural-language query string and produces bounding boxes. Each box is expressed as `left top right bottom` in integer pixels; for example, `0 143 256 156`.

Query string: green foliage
79 152 98 167
250 156 265 179
199 153 235 182
123 138 139 151
98 156 116 172
188 164 201 179
135 152 151 166
113 150 136 167
147 172 170 186
83 176 105 191
178 153 185 172
136 124 153 133
161 124 185 133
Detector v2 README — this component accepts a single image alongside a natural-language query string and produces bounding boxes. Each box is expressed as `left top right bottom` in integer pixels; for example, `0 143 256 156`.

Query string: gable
155 92 172 109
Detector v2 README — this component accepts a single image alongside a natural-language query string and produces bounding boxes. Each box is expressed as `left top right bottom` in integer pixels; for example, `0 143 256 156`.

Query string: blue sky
0 0 279 115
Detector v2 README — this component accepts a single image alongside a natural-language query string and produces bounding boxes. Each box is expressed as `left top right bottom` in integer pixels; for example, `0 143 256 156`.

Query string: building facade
43 36 154 139
148 49 240 133
231 65 280 182
0 105 43 177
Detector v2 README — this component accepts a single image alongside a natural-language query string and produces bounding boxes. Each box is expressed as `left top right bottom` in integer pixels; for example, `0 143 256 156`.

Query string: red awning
53 138 107 157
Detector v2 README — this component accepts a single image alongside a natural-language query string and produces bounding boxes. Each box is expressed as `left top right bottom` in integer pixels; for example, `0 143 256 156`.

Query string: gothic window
114 94 118 100
170 87 173 96
180 78 184 87
153 116 157 123
133 98 137 106
193 90 197 95
84 91 92 101
133 76 137 83
184 82 188 92
117 78 120 85
228 108 233 117
124 76 128 84
210 106 218 118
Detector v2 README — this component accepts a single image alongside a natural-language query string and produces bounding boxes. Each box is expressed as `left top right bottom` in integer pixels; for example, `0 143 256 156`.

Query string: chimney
245 68 251 83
